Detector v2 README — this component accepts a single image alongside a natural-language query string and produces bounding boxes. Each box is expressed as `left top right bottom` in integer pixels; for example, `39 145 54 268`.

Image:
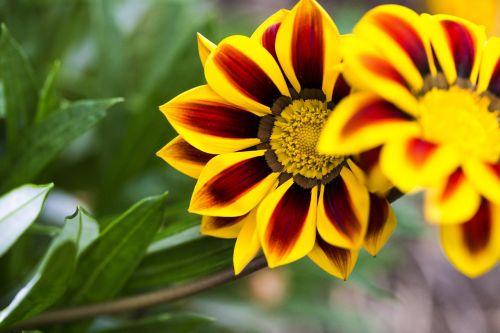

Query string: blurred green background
1 1 499 332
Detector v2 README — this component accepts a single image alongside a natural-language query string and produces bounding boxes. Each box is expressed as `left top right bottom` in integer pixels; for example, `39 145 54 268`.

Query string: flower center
269 98 343 184
418 86 500 162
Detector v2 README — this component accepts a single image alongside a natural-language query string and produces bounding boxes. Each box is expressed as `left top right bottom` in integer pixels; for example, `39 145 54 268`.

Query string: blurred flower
157 0 396 280
319 4 500 277
427 0 500 35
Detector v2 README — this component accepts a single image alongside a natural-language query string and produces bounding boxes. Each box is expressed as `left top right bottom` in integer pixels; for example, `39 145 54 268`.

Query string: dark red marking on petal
489 163 500 178
316 233 352 276
355 146 383 173
406 138 438 168
441 20 476 79
462 199 491 254
323 177 361 240
360 55 410 88
440 168 464 201
167 138 214 164
365 193 390 243
266 184 311 256
207 214 247 229
169 101 260 139
213 44 282 107
262 22 281 61
488 60 500 97
330 74 351 106
374 13 430 76
291 1 324 89
195 156 271 208
340 99 414 138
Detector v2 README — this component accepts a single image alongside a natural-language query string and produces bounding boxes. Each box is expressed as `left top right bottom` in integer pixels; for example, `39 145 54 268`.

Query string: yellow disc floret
419 86 500 162
270 99 343 179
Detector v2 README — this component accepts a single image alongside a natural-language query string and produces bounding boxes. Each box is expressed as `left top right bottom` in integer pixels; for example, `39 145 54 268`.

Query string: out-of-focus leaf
0 208 89 329
35 60 61 124
92 314 214 333
0 24 38 148
0 183 53 257
64 192 167 305
64 207 99 257
0 98 122 192
126 228 233 291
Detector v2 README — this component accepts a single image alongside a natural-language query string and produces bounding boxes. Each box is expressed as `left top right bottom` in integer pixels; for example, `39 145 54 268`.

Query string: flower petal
440 199 500 278
275 0 341 93
156 136 215 179
251 9 289 61
201 214 247 239
205 35 289 115
380 137 461 192
189 150 279 217
233 209 261 274
425 14 486 85
308 233 359 280
317 168 370 249
342 36 419 114
197 32 216 67
257 179 317 268
318 92 419 156
464 159 500 204
160 85 261 154
425 168 481 224
349 148 392 195
477 37 500 96
353 5 434 91
364 193 397 256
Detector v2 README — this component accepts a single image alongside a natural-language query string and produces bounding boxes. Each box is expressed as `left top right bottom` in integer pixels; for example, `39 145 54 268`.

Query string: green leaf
126 228 234 291
0 183 53 257
0 98 122 191
65 192 167 305
0 208 88 329
93 314 214 333
0 24 38 148
35 60 61 124
64 207 99 257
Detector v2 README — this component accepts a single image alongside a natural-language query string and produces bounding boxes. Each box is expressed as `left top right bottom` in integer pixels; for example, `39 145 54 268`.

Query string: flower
157 0 396 279
319 4 500 277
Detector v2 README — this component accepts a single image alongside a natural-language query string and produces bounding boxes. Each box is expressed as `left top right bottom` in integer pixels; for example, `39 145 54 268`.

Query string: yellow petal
463 159 500 205
233 209 261 275
201 214 247 239
197 32 216 68
364 193 397 256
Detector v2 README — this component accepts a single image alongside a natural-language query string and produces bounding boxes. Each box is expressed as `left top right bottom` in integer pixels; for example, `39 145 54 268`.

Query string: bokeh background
1 0 500 332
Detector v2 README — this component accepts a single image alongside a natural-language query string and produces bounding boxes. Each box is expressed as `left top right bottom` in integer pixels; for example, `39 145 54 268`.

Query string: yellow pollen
418 86 500 162
270 99 343 179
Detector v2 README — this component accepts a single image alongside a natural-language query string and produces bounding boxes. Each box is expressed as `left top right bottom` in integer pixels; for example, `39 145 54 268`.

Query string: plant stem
15 255 268 330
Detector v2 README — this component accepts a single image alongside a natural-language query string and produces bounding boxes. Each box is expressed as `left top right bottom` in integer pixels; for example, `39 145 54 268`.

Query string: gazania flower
157 0 396 279
319 4 500 277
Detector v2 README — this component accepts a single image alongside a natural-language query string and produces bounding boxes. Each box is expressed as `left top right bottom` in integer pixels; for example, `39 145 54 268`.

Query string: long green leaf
35 60 61 124
65 192 167 305
0 208 92 329
0 24 38 148
0 98 122 191
0 183 53 257
92 314 214 333
64 207 99 257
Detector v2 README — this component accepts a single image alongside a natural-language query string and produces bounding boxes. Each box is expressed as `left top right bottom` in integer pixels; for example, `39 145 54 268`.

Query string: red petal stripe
441 168 464 201
165 138 214 164
462 199 491 254
262 22 281 61
441 20 475 79
365 193 390 242
168 101 260 139
207 215 247 229
406 138 438 167
340 100 413 138
360 55 410 88
195 156 271 208
330 73 351 105
213 44 282 107
291 1 324 89
374 13 431 76
265 184 311 257
316 234 353 276
356 146 383 172
323 177 361 240
487 59 500 96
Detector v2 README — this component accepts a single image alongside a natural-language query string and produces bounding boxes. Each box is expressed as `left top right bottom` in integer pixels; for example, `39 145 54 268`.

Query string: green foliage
0 183 53 257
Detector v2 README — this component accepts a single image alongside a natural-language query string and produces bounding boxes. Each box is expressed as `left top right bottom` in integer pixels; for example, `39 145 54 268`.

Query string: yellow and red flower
157 0 396 279
320 4 500 277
